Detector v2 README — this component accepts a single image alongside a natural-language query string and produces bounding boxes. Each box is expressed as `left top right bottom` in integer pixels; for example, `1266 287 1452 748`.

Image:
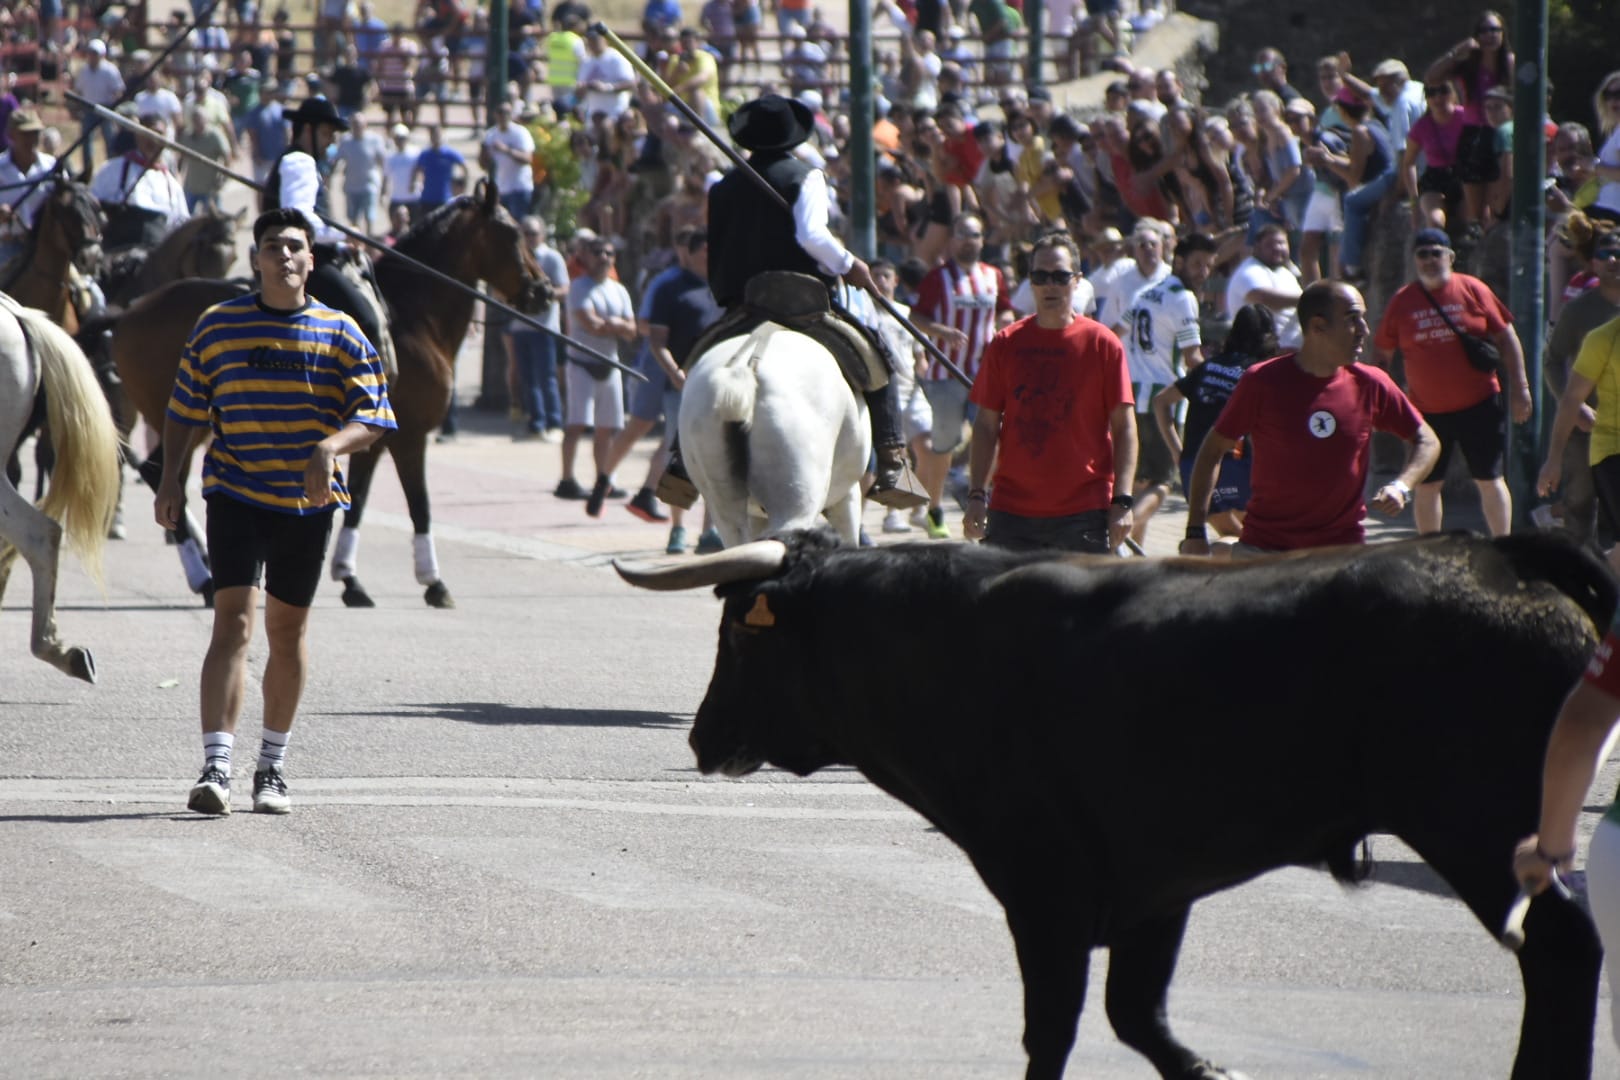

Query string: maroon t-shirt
1213 354 1423 551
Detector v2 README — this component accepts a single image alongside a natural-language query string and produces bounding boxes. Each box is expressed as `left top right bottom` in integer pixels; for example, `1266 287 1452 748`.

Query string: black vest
707 152 831 309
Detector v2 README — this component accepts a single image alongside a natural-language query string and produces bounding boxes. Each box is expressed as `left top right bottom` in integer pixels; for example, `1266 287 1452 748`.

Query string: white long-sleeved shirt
89 152 189 228
274 149 343 244
792 168 854 279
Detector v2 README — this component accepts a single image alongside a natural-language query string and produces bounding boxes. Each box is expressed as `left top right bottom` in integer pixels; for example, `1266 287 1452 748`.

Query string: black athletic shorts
1134 411 1176 488
1454 124 1500 185
205 494 336 607
1422 394 1506 483
1417 165 1464 206
1592 455 1620 547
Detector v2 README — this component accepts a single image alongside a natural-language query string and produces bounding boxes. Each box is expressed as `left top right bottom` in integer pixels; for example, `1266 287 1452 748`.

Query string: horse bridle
0 182 102 292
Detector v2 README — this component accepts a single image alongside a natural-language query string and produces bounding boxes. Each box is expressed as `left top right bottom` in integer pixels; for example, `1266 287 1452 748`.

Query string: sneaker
586 474 611 517
628 488 670 523
606 485 629 499
909 507 930 529
924 506 950 540
695 527 725 555
1530 505 1564 531
666 524 689 554
540 428 563 444
253 765 290 814
554 477 587 500
434 429 457 444
187 765 231 815
882 509 912 534
859 527 876 548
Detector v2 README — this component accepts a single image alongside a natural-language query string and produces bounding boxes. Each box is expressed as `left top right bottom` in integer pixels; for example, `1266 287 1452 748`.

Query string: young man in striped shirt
910 212 1014 537
156 208 397 817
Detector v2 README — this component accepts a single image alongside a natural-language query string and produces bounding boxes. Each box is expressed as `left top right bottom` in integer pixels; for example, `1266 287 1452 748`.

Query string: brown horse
98 208 243 309
100 179 549 608
0 179 103 334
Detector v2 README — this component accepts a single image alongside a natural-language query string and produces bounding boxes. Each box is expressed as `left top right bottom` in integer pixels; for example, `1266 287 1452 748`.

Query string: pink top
1410 111 1467 169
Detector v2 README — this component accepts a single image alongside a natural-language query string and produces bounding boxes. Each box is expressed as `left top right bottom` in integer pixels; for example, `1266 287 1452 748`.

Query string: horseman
664 93 925 511
89 109 189 252
262 95 384 354
0 109 57 267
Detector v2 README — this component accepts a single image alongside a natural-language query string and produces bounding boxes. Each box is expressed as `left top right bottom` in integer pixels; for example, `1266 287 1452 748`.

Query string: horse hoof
68 648 97 684
199 581 215 609
424 580 455 609
341 577 377 608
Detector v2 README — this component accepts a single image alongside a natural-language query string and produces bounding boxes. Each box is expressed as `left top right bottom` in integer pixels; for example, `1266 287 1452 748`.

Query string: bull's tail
710 324 780 426
1489 531 1619 631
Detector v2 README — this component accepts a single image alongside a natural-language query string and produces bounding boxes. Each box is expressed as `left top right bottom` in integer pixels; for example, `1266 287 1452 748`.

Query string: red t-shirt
969 316 1134 517
1213 355 1423 551
1373 274 1510 414
940 130 984 188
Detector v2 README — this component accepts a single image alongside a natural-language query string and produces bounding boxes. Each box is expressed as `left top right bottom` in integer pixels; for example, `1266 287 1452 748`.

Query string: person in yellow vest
545 15 587 117
669 27 721 126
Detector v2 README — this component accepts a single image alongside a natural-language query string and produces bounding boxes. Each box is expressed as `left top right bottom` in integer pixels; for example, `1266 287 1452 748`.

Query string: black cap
728 94 813 153
1027 86 1052 102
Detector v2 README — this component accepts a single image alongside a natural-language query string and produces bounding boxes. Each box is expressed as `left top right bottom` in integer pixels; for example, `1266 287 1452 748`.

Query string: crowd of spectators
10 1 1620 552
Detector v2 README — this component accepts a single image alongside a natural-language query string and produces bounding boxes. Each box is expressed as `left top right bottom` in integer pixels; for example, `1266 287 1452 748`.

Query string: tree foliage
1547 0 1620 131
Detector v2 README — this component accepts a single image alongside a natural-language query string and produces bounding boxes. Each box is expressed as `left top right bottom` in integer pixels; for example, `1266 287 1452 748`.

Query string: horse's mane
391 196 476 261
0 177 99 291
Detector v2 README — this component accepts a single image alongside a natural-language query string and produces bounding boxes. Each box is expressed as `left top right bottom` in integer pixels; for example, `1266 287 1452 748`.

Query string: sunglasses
590 247 616 257
955 231 984 240
1028 269 1078 285
1251 61 1277 74
1477 23 1503 33
1595 248 1620 261
1415 246 1450 259
1424 86 1452 97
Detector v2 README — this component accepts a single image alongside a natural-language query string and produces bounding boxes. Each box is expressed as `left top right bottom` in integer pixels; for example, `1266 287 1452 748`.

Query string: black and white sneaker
187 765 231 815
253 765 291 814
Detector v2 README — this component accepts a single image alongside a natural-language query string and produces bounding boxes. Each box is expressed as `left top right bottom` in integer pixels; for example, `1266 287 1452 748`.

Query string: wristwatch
1110 494 1135 510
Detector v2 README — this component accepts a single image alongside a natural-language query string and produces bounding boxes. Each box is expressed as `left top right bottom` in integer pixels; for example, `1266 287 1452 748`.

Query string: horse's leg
136 448 214 606
822 481 864 547
388 432 454 609
331 441 384 608
0 478 94 681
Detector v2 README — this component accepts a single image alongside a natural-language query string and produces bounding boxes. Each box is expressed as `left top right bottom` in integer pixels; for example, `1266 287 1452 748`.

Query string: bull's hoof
424 580 455 609
68 647 96 684
341 577 376 608
199 581 215 609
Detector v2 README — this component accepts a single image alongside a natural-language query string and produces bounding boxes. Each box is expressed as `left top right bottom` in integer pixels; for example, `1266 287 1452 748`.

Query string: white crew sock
257 727 290 772
202 731 234 775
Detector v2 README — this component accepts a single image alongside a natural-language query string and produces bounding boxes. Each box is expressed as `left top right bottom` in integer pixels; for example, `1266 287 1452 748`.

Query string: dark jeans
512 331 562 431
985 508 1110 554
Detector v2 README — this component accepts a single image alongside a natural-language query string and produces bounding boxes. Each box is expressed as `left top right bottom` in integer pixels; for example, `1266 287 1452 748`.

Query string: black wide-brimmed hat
285 95 350 131
728 94 813 153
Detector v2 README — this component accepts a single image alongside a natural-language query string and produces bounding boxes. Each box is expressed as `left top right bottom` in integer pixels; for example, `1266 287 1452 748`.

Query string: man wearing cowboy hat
264 94 383 353
0 108 57 266
90 108 190 250
698 92 925 509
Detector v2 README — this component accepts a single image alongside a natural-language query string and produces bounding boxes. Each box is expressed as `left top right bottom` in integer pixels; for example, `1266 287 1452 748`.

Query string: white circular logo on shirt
1308 410 1337 439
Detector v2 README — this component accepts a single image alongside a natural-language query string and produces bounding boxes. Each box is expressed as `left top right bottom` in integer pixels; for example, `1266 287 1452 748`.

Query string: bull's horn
613 540 789 591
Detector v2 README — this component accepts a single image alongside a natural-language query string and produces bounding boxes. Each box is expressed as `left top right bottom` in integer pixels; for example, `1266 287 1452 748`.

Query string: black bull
617 529 1619 1080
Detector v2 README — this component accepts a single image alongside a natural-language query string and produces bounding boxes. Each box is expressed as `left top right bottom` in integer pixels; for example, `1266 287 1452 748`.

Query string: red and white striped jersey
914 259 1012 382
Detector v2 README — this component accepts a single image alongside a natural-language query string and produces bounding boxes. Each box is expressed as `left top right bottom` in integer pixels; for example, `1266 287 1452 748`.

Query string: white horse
680 322 870 548
0 293 122 682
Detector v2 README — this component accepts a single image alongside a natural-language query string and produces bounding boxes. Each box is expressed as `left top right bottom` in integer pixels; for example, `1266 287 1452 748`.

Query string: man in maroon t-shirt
1181 280 1439 555
963 231 1138 554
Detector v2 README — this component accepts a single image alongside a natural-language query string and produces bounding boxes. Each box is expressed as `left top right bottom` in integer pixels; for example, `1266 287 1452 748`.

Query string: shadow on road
0 812 194 824
329 702 691 728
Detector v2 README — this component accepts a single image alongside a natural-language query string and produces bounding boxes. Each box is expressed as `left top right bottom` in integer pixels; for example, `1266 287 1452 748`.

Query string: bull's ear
480 175 498 215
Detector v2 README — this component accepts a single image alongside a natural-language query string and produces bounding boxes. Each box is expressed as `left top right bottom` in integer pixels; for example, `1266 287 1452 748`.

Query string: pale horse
0 293 122 682
679 322 870 547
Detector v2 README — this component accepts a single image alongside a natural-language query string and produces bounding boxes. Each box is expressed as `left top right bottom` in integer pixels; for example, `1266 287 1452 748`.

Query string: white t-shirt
1225 256 1303 348
577 50 635 121
483 123 536 194
1098 259 1170 334
90 153 189 228
1009 275 1095 319
384 144 421 203
1122 273 1200 404
1595 126 1620 219
567 274 635 368
133 87 185 126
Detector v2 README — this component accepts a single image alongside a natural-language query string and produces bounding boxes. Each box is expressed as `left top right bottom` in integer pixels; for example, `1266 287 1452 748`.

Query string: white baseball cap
392 123 410 138
87 39 107 56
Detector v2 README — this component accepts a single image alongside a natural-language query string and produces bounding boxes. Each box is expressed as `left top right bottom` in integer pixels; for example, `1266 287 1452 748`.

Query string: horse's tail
25 306 121 587
709 325 777 426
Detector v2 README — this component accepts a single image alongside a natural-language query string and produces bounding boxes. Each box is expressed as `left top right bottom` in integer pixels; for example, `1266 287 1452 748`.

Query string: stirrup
868 461 929 511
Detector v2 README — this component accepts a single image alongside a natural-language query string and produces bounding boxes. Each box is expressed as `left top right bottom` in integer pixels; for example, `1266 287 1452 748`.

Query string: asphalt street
4 366 1619 1080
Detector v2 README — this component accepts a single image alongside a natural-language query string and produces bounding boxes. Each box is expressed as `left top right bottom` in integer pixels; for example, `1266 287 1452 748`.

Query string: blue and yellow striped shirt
167 294 397 514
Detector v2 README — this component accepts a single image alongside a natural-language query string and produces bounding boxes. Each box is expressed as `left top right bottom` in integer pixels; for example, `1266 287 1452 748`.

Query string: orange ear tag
744 594 776 627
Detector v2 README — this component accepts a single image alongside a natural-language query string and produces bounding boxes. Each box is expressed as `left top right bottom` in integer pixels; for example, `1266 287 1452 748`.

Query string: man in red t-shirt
963 231 1138 554
1181 280 1439 555
1372 228 1532 536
